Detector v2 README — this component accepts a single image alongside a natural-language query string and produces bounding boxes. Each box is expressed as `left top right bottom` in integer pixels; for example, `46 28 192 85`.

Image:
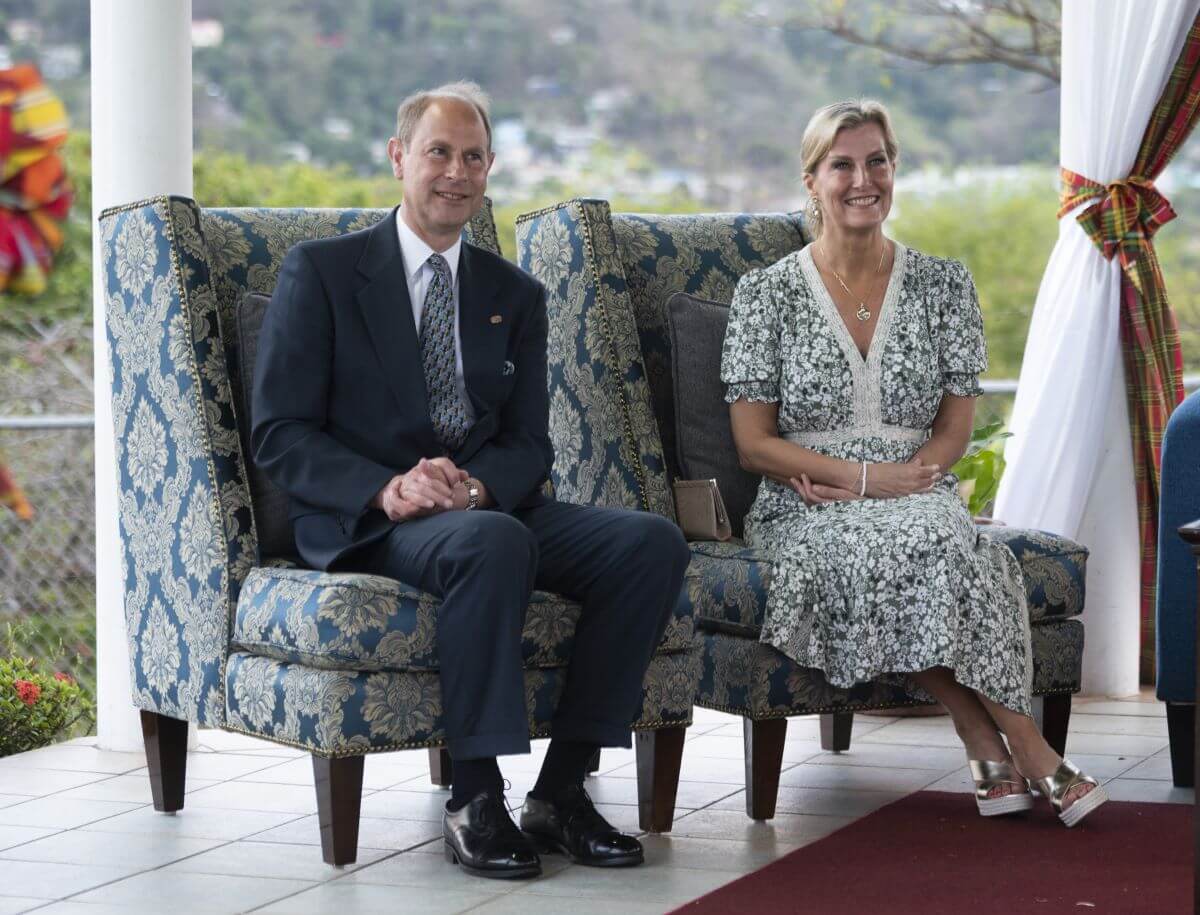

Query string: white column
91 0 193 750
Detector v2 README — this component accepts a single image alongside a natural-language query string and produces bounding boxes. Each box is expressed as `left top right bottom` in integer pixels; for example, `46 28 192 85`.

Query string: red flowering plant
1 622 91 756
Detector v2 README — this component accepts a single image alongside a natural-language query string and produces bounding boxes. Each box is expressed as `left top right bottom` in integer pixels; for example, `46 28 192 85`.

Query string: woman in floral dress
721 99 1106 827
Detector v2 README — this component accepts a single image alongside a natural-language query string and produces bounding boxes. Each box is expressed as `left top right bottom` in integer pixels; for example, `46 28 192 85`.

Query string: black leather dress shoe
443 791 542 879
520 783 644 867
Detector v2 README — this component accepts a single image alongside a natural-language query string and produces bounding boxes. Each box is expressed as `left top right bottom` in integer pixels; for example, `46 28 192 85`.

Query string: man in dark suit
251 82 690 879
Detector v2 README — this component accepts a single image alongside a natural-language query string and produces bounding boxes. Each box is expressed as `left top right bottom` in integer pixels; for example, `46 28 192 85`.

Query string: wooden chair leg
585 748 601 775
820 712 853 752
428 747 452 787
313 754 365 866
635 725 686 833
139 710 188 812
1166 702 1195 787
1034 692 1072 757
744 717 787 820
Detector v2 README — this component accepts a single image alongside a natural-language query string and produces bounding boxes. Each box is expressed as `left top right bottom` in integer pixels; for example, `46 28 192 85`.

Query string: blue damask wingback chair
98 195 700 865
1157 388 1200 786
516 198 1090 820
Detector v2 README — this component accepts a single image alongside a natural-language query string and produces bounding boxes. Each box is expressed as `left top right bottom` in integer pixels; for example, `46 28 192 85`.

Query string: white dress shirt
395 208 475 421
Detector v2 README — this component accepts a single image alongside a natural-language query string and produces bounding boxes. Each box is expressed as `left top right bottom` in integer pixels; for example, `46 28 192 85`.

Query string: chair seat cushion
224 649 698 755
694 618 1084 718
232 566 695 673
686 526 1087 637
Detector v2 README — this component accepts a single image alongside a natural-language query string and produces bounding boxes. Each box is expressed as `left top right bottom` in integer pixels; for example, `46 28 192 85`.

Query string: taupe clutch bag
673 478 732 542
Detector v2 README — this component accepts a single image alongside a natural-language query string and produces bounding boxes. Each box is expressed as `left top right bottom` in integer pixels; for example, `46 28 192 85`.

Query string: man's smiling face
389 98 495 250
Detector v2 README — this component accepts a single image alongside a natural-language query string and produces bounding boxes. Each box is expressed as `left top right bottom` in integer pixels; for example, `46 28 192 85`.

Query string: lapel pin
490 314 503 324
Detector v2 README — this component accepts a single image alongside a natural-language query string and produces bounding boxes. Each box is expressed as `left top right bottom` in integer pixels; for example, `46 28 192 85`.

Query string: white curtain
994 0 1199 696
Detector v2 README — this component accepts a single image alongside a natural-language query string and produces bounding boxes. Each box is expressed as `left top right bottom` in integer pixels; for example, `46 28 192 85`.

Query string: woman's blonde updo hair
801 99 899 235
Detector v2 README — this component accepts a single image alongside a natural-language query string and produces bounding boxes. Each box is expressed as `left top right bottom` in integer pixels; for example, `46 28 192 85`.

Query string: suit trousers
351 500 690 760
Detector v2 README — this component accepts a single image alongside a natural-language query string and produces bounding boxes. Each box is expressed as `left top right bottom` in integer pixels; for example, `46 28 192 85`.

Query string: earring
806 196 821 223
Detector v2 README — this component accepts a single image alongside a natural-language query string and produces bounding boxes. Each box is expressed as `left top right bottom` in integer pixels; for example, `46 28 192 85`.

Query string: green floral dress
720 242 1033 716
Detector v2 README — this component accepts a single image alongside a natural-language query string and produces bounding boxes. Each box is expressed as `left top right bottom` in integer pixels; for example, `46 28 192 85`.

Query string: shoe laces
479 779 523 837
500 778 521 821
559 783 612 831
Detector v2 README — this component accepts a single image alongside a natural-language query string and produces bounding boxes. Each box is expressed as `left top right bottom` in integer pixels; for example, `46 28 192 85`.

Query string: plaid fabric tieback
420 253 471 451
1058 168 1177 292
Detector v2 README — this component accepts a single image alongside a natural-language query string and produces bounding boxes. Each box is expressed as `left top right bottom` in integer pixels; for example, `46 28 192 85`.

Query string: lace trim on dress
797 242 910 438
783 427 927 448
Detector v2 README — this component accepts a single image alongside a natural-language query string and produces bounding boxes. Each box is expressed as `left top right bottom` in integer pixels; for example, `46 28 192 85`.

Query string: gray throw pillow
667 292 761 538
228 292 297 560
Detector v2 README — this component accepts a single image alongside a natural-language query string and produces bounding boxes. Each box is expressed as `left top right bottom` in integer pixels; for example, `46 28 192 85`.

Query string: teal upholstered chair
98 196 699 865
516 198 1089 820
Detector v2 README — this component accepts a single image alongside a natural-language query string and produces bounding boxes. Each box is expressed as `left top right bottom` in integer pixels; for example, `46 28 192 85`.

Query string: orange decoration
0 460 33 520
0 63 72 296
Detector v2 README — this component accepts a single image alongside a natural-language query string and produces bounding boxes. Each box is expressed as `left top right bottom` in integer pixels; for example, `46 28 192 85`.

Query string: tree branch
783 0 1061 84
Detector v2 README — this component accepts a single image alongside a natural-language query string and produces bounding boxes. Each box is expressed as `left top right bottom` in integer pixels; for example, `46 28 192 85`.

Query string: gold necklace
818 238 888 322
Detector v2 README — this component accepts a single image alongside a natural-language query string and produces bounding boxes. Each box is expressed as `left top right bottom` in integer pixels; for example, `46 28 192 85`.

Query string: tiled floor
0 690 1187 914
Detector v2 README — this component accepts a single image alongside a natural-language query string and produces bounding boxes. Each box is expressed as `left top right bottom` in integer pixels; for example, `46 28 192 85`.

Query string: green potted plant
952 420 1011 519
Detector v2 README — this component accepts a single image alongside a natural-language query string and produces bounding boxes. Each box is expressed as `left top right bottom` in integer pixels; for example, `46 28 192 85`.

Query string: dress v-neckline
800 242 906 369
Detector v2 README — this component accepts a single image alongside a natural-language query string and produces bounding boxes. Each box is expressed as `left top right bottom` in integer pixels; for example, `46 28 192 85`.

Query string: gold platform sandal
1025 759 1109 828
969 759 1034 816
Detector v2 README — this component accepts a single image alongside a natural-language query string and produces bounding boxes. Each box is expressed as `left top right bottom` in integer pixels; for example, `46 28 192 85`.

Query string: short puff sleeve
939 260 987 397
721 269 781 404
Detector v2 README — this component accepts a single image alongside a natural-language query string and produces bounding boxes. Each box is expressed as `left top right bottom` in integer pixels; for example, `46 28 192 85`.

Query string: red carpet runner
671 791 1191 914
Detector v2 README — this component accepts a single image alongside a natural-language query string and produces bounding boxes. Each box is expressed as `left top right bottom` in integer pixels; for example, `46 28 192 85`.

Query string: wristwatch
464 477 481 511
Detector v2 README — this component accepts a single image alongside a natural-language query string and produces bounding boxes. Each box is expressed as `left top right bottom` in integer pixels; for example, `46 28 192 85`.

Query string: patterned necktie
419 253 470 451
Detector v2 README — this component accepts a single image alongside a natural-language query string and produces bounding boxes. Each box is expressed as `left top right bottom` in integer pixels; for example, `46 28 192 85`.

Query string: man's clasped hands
370 457 481 520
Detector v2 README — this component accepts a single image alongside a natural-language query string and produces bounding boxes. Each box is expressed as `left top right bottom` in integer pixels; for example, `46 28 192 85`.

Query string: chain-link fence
1 319 97 736
0 418 97 735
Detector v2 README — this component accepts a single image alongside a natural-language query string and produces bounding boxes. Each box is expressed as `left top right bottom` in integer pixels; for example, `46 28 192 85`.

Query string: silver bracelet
858 461 868 498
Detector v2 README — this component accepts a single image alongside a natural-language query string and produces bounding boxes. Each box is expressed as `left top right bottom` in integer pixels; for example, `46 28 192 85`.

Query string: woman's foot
1009 740 1097 811
1016 756 1109 827
957 724 1022 800
968 758 1033 816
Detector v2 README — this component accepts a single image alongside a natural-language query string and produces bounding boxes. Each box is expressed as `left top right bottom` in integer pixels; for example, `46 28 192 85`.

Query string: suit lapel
355 208 435 440
458 244 506 417
456 244 508 460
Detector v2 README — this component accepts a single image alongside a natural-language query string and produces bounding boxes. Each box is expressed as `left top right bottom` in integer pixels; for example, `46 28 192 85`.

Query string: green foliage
192 149 397 208
0 621 93 756
890 173 1200 377
889 171 1059 378
1151 186 1200 375
951 421 1012 516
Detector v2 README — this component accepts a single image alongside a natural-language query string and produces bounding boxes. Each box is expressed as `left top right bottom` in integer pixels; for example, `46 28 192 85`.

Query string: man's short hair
394 81 493 151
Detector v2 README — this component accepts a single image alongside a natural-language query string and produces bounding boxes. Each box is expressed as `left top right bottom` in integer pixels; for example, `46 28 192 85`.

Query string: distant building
8 19 41 45
586 88 631 118
41 45 83 80
191 20 224 49
323 117 352 141
281 142 312 164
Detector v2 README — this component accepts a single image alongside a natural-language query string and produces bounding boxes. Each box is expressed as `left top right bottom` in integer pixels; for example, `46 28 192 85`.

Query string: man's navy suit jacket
250 207 554 571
